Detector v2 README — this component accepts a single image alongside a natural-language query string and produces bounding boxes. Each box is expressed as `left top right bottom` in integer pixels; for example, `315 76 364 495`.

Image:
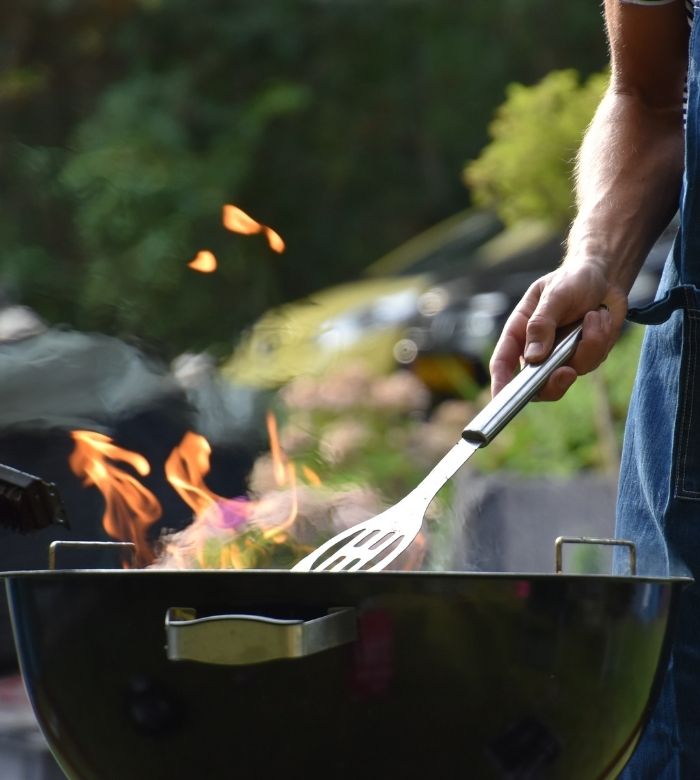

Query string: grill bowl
4 568 688 780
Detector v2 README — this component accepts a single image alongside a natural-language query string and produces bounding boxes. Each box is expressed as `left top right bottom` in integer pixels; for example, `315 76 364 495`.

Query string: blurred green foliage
464 68 609 230
1 0 607 357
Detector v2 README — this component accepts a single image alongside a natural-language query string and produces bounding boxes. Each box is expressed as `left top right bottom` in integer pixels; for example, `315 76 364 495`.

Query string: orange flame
264 227 285 254
70 410 324 569
266 410 288 486
261 460 298 540
188 250 218 273
164 431 228 522
302 465 322 487
157 420 300 566
244 411 300 539
222 204 285 253
163 431 252 568
69 431 161 567
222 204 263 235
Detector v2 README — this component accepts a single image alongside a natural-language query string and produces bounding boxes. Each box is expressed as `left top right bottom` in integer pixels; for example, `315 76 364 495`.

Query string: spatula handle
462 323 583 445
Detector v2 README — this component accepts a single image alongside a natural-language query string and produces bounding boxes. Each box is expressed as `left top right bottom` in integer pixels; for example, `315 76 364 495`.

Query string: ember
222 204 285 253
188 203 284 276
188 250 218 273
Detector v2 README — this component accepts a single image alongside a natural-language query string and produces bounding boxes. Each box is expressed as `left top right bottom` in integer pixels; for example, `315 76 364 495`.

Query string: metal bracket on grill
48 540 136 570
554 536 637 576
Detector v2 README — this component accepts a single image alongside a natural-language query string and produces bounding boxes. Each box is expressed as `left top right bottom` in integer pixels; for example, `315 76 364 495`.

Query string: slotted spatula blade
292 439 480 572
293 323 583 573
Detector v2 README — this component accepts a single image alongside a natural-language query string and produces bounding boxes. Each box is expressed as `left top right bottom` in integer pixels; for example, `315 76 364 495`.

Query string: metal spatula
292 324 583 573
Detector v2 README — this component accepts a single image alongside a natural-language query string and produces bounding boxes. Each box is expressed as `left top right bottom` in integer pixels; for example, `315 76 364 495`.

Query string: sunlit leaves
464 69 609 230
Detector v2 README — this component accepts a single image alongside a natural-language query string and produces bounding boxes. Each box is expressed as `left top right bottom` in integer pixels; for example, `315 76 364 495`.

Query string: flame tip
188 250 218 273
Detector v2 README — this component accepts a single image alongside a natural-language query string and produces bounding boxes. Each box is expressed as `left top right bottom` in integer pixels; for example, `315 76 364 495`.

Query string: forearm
491 88 684 398
490 0 689 399
566 87 685 295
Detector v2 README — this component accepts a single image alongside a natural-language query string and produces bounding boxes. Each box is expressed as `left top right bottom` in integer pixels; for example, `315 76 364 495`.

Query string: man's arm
490 0 689 400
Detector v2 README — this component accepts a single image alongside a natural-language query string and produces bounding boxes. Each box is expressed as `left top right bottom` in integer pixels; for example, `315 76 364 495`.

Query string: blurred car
222 208 676 400
392 220 564 396
398 216 678 399
221 209 504 390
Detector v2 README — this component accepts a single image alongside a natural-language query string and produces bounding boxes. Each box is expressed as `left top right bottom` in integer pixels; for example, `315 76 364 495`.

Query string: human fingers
532 308 613 401
522 287 583 366
489 284 543 397
489 310 528 397
530 309 611 401
490 268 623 400
490 275 579 399
531 300 626 400
568 287 627 374
537 284 626 379
567 307 613 376
533 365 578 403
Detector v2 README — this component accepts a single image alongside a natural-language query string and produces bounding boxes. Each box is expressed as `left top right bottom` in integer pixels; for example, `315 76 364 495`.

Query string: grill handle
554 536 637 575
462 323 583 445
165 607 357 666
48 540 136 570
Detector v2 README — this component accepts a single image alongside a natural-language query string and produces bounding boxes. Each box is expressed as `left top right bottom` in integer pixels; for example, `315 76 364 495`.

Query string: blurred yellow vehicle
221 209 505 391
221 205 673 400
223 275 430 389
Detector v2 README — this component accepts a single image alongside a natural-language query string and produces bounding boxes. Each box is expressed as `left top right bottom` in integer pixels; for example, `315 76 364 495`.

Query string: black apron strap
627 284 700 325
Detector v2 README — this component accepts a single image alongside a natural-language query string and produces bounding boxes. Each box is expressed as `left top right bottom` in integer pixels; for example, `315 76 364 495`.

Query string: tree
463 69 609 230
1 2 607 358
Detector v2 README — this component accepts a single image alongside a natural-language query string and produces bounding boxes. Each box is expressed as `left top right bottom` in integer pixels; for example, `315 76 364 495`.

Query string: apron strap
627 284 700 325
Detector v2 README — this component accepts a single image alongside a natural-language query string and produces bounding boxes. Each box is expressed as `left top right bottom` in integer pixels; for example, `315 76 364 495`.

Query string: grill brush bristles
0 464 69 533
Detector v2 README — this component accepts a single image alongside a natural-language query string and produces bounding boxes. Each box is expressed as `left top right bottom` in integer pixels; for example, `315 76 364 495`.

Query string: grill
2 538 688 780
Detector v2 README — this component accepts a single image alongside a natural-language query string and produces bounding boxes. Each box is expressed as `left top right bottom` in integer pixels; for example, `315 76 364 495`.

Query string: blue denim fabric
616 265 700 777
615 3 700 773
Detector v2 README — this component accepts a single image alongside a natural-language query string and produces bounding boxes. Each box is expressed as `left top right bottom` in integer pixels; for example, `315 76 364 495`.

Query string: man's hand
488 2 685 404
489 262 628 400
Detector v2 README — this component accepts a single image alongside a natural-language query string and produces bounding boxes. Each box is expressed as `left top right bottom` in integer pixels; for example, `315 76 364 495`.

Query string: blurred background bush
1 0 608 357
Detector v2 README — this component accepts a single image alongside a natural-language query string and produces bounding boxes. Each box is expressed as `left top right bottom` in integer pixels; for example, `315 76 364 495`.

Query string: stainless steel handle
554 536 637 575
48 540 136 570
462 324 583 445
165 607 357 666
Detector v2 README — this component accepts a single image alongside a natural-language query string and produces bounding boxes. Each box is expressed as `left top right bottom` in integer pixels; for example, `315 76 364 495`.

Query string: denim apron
616 4 700 775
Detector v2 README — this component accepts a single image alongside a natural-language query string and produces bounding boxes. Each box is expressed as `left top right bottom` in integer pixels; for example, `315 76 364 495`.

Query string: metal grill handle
165 606 357 666
48 540 136 570
554 536 637 575
463 324 582 445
